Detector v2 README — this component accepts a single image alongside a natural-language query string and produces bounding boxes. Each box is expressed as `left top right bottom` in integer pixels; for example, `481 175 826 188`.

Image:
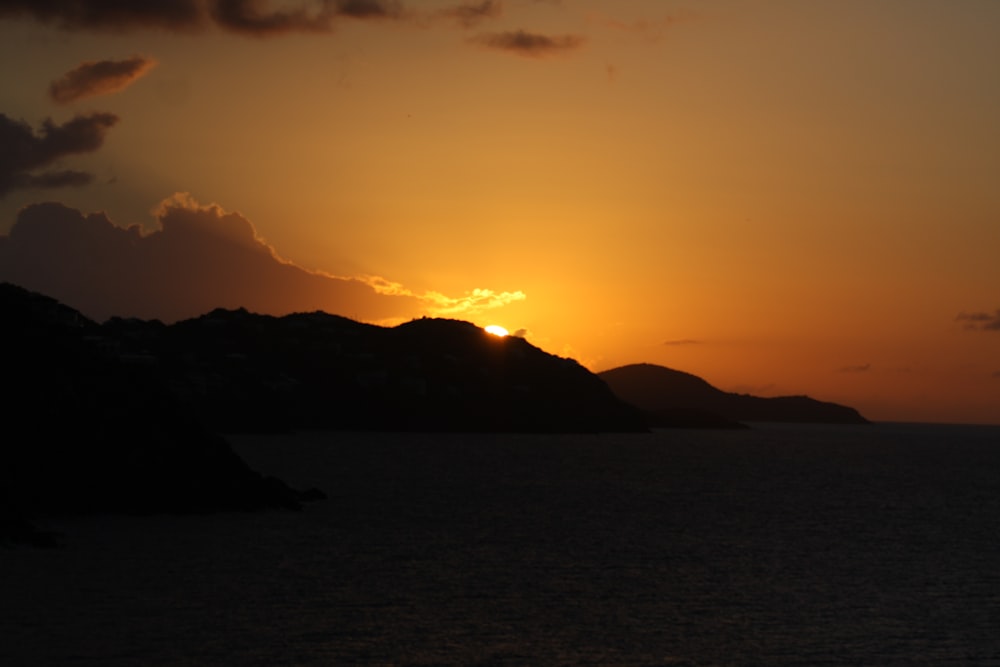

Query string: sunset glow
1 1 998 424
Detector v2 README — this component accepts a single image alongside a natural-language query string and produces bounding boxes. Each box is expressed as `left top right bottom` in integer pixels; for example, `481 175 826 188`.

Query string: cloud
956 309 1000 331
0 0 205 31
332 0 402 20
49 56 157 104
663 338 701 346
438 0 502 29
0 195 523 325
993 370 1000 379
839 363 871 373
0 0 405 35
210 0 334 36
470 29 584 57
210 0 404 36
0 112 119 197
363 276 525 316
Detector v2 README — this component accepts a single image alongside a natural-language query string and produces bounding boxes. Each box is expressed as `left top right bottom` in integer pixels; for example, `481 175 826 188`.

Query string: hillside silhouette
2 283 645 542
600 363 869 426
0 284 324 545
99 307 644 434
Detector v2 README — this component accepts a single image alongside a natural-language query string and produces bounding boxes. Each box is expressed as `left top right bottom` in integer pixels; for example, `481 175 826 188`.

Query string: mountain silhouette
2 283 646 543
599 363 868 426
100 306 645 434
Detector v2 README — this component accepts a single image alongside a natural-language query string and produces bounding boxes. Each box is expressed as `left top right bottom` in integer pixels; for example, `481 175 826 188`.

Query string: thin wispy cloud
49 56 157 104
956 309 1000 331
438 0 502 29
663 338 701 346
470 29 584 57
364 276 525 315
839 363 872 373
0 112 118 197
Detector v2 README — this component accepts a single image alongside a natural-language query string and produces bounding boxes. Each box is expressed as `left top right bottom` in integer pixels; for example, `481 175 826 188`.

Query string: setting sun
484 325 509 337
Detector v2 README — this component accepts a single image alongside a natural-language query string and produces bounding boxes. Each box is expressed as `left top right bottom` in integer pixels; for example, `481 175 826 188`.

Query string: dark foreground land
1 282 640 542
4 425 999 666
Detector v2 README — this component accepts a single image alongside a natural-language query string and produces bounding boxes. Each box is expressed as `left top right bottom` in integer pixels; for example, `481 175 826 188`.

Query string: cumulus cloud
0 112 118 197
49 56 157 104
0 195 524 325
0 0 404 35
470 29 584 57
956 309 1000 331
438 0 502 29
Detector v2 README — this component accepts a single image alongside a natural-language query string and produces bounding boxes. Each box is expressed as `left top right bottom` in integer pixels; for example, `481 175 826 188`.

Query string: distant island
599 363 869 427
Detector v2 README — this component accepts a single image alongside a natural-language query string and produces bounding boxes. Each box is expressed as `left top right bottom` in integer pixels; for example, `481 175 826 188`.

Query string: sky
1 0 998 425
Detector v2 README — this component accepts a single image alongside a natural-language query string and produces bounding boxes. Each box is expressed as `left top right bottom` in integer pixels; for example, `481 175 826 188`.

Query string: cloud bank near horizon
0 194 525 324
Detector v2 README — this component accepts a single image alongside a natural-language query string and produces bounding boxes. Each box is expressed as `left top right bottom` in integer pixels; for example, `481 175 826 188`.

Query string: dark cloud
49 56 157 104
209 0 403 36
333 0 402 20
0 0 404 35
439 0 502 29
956 309 1000 331
839 363 871 373
992 370 1000 379
0 0 205 31
0 112 119 197
17 169 93 190
211 0 330 36
470 29 584 57
0 195 425 323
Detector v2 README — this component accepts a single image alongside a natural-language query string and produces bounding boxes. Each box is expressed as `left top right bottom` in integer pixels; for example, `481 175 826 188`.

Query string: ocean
3 423 1000 666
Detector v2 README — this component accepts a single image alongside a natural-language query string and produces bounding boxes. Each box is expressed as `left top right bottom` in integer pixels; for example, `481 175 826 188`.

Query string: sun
484 324 509 337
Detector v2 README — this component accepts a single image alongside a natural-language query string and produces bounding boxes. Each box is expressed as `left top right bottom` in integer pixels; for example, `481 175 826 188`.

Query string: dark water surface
4 424 1000 665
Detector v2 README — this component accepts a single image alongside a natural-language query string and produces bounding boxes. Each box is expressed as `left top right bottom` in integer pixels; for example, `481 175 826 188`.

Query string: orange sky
1 1 998 424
